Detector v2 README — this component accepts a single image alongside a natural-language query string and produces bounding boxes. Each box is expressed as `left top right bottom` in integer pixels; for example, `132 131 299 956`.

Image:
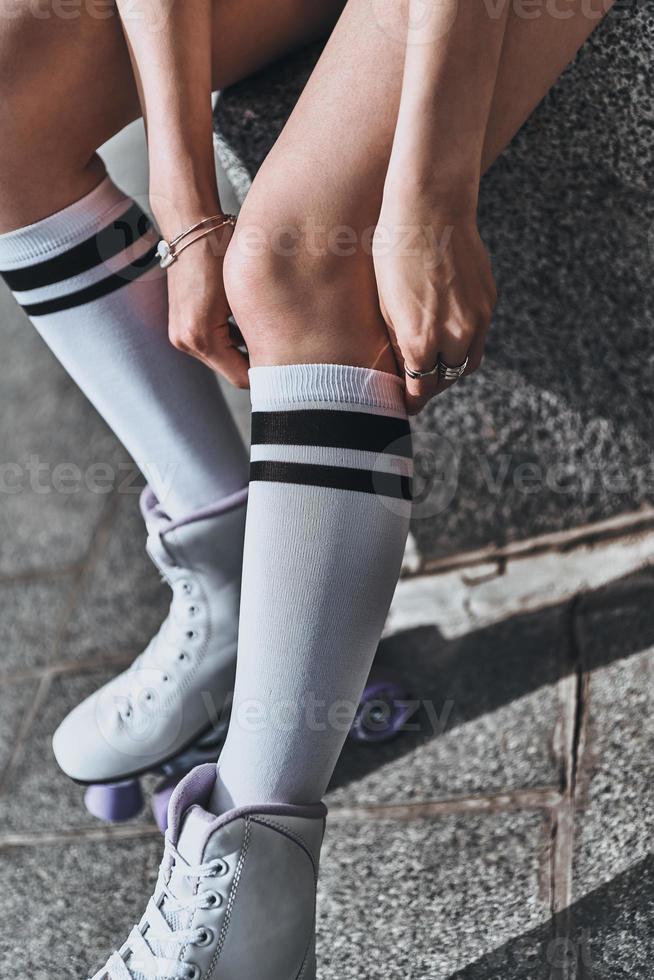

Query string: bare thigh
0 0 345 228
231 0 614 371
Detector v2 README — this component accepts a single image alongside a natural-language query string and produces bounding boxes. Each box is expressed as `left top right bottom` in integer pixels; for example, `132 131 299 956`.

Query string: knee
224 210 384 367
223 227 314 348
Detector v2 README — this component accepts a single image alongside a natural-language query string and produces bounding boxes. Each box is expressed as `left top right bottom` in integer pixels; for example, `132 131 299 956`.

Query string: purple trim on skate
165 487 249 530
152 780 177 833
140 484 169 523
84 780 144 823
166 763 328 845
140 484 249 532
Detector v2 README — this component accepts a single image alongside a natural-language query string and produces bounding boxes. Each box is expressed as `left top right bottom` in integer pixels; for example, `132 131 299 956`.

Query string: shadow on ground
330 568 654 794
449 856 654 980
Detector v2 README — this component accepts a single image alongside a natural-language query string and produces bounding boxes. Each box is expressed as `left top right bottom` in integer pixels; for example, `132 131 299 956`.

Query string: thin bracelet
157 214 237 269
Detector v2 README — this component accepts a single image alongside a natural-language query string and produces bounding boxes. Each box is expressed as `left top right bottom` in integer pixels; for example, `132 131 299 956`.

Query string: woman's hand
155 201 250 389
114 0 248 385
374 181 496 415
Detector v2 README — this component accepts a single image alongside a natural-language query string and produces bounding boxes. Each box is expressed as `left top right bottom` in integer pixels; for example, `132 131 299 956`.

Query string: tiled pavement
1 279 653 978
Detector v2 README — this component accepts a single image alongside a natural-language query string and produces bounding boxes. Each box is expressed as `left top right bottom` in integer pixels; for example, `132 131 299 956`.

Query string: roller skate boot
53 486 247 824
88 764 326 980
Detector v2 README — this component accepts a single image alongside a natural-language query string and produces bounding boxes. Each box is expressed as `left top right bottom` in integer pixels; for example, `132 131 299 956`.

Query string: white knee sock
0 175 248 519
213 363 412 810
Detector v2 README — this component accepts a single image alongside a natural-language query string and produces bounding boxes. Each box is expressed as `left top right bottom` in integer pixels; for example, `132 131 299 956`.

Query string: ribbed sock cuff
249 363 407 416
0 176 131 269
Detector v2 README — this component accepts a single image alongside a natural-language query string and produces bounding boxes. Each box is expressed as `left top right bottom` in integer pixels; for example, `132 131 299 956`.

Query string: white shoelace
89 837 226 980
116 580 200 724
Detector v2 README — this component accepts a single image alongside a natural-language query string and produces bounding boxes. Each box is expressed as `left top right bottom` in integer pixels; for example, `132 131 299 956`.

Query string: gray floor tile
563 573 654 977
1 576 77 675
327 602 569 806
318 810 551 980
0 670 152 835
59 492 168 663
550 859 654 980
0 834 162 980
0 679 40 777
445 863 653 980
0 810 549 980
573 573 654 896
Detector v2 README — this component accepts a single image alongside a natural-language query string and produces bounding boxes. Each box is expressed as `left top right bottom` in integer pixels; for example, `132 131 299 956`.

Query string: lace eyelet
188 604 199 616
214 860 229 877
181 582 192 596
178 652 188 662
186 630 197 640
203 890 222 910
185 964 201 980
194 927 214 947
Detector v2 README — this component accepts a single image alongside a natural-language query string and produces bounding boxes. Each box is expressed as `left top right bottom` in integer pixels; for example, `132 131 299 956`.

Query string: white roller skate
88 763 326 980
53 487 247 826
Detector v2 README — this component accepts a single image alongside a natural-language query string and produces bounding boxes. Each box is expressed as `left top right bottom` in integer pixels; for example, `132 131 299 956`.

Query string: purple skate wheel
152 779 179 834
349 673 416 744
84 779 144 823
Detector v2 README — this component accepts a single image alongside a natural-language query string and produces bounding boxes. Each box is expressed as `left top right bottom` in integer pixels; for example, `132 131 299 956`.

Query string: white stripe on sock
11 229 159 305
250 442 414 477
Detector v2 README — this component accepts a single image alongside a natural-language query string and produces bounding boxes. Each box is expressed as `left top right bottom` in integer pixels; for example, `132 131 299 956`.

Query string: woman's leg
0 0 345 515
226 0 614 364
0 0 345 785
0 0 346 230
213 0 614 809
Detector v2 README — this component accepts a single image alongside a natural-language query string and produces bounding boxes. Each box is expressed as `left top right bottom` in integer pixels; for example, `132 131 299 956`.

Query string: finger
196 322 251 389
435 327 475 395
404 369 440 416
464 328 487 376
210 343 251 389
381 317 406 377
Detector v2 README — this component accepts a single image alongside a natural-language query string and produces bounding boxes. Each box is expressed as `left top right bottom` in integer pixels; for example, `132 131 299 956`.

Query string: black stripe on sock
251 410 412 458
250 460 412 501
1 203 152 292
21 244 159 317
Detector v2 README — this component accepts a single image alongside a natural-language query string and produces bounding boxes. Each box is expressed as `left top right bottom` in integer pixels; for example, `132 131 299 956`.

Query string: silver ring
405 355 469 383
437 355 469 383
404 361 439 380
